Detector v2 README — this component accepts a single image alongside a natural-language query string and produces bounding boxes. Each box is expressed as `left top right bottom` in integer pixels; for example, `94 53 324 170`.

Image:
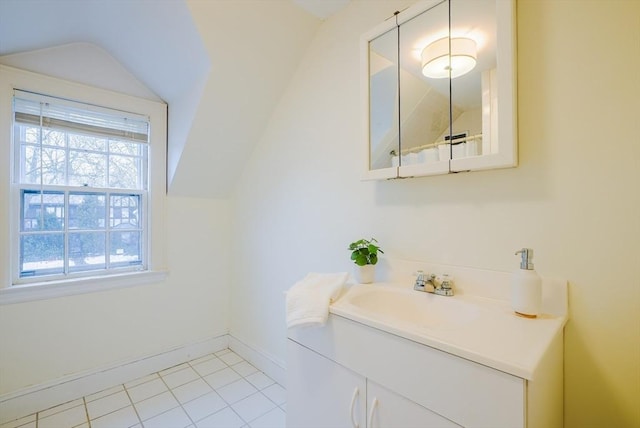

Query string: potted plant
348 238 383 284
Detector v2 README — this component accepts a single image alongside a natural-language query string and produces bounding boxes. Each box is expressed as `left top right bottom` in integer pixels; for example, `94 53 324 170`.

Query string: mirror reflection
450 0 497 160
367 0 501 174
369 27 398 171
398 0 450 169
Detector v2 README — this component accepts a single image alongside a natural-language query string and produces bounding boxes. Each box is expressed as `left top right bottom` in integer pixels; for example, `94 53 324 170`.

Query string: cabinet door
287 339 366 428
363 20 400 180
367 381 461 428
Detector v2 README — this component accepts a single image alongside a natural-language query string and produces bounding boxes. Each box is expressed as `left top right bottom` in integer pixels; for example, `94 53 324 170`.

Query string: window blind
13 90 149 144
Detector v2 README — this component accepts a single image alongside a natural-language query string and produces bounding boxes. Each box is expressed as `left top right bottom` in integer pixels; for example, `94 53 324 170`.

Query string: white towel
286 272 348 329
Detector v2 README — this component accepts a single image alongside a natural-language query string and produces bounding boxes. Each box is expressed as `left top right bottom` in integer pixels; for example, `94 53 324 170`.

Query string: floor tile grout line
186 354 246 425
125 377 170 408
189 354 242 394
186 352 269 426
82 388 134 426
188 354 231 380
234 391 281 426
33 397 85 422
157 369 197 428
207 358 281 426
122 382 144 428
201 352 286 413
124 372 161 391
264 393 286 410
82 396 91 428
84 385 125 404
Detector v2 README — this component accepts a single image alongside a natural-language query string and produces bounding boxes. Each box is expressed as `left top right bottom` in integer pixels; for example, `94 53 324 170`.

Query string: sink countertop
330 282 568 380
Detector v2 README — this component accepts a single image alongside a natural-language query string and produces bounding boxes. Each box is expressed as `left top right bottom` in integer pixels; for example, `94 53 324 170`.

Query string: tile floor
1 349 286 428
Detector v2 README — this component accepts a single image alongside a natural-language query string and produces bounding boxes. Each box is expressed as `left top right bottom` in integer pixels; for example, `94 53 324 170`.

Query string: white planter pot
354 264 375 284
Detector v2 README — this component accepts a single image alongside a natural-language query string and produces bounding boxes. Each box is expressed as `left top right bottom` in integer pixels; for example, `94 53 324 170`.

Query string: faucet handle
414 270 426 289
439 274 453 290
433 273 454 296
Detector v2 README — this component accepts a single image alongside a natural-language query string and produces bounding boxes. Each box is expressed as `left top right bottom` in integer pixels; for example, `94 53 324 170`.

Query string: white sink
333 284 479 330
321 265 567 380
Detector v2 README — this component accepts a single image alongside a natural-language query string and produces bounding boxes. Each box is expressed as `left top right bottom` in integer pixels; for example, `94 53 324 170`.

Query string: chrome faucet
414 271 454 296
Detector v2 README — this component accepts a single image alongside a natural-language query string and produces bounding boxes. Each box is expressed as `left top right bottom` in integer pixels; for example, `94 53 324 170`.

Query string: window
0 66 167 302
13 91 150 282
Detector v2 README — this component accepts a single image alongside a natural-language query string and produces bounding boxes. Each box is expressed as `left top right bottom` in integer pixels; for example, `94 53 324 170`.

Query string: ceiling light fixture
421 37 477 79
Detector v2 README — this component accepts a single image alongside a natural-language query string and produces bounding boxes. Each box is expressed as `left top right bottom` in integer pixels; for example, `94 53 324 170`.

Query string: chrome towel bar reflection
391 133 483 156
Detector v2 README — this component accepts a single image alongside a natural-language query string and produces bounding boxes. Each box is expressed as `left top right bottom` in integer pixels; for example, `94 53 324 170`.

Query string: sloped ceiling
0 0 332 198
0 42 161 102
293 0 350 20
172 0 320 197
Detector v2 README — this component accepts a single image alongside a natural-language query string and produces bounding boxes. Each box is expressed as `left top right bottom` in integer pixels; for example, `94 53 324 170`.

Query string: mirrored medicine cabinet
362 0 517 180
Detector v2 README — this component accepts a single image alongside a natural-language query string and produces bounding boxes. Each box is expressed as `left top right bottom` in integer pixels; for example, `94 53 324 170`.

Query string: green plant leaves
348 237 383 266
354 254 368 266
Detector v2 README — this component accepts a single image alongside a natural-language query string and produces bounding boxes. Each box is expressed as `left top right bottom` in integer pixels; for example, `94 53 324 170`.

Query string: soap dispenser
511 248 542 318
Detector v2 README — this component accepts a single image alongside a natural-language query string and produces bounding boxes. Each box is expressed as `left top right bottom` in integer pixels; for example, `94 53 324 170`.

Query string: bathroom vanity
286 264 567 428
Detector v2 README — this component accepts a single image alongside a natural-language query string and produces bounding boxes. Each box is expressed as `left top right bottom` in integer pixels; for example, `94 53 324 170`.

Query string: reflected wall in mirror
449 0 497 162
369 27 399 172
362 0 516 180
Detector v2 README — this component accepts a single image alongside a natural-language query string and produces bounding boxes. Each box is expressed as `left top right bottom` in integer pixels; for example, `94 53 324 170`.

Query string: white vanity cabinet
287 313 563 428
287 339 459 428
366 380 460 428
287 339 366 428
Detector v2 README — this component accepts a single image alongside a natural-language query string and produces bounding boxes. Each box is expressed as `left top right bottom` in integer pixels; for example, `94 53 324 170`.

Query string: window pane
110 140 141 156
69 133 106 152
17 126 65 185
110 231 142 267
15 125 41 145
109 155 141 189
42 129 66 147
69 232 106 272
20 233 64 277
24 126 40 144
41 147 66 185
20 144 41 184
110 194 141 228
69 150 107 187
21 191 64 231
69 193 106 229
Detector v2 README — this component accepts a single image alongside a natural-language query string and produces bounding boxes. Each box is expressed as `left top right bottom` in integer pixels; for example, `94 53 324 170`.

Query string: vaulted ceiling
0 0 349 197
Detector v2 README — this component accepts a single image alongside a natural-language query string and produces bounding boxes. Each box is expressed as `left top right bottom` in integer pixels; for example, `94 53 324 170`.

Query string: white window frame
0 65 168 304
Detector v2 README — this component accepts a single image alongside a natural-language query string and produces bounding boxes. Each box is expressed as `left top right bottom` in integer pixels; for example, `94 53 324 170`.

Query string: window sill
0 270 168 305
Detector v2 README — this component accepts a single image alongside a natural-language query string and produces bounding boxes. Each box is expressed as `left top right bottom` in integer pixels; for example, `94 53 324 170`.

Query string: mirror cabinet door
367 25 399 179
449 0 517 172
448 0 495 167
398 0 451 177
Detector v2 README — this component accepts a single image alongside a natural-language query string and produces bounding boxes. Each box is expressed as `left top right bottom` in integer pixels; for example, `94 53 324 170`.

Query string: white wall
0 61 233 398
230 1 640 427
0 195 231 394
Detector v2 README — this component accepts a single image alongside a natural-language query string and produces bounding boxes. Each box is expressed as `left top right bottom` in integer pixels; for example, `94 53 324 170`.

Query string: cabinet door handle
368 397 379 428
349 387 360 428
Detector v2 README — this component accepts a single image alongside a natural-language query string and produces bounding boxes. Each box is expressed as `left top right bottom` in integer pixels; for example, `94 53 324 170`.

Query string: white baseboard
228 335 286 386
0 334 229 425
